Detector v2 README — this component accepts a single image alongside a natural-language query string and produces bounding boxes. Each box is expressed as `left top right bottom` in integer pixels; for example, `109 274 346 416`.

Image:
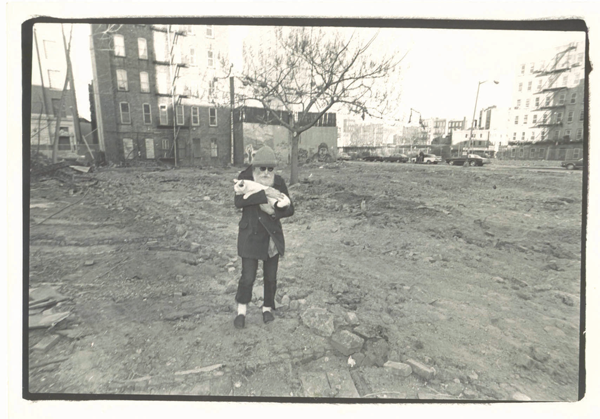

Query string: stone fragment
32 334 61 352
512 392 532 401
84 260 95 266
227 267 236 273
530 347 551 363
353 324 380 340
463 388 478 398
446 382 464 396
351 352 366 367
467 371 479 381
364 338 390 367
299 372 331 397
544 326 566 337
515 353 535 369
301 307 335 337
417 391 454 400
344 311 360 326
492 277 505 283
289 300 300 310
326 370 360 398
406 359 436 380
330 330 364 356
281 295 291 307
383 361 412 377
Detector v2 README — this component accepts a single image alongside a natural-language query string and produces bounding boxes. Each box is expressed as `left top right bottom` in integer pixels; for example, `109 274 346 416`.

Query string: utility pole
61 24 86 160
230 76 235 165
51 28 73 163
33 28 49 155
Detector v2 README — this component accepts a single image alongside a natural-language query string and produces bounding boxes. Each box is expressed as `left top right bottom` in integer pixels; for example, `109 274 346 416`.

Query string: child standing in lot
233 146 294 329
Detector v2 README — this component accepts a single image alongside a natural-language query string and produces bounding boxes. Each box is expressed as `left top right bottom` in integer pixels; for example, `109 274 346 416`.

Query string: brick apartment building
90 24 231 165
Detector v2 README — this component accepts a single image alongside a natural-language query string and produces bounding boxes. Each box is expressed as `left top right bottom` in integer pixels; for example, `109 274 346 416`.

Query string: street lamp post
468 80 499 158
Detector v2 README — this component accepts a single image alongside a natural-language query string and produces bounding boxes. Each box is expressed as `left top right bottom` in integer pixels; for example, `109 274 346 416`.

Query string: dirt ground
27 158 583 401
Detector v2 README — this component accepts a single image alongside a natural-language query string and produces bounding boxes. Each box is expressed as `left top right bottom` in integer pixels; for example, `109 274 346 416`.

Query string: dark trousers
235 255 279 308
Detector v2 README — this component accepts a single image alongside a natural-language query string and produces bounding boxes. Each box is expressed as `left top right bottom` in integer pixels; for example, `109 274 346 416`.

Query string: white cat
233 179 278 208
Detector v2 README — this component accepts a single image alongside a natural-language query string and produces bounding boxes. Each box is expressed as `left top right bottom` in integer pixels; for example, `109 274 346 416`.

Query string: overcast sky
68 24 584 124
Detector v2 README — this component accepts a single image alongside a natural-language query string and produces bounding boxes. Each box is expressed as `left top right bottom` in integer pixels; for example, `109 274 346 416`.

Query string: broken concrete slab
352 324 381 340
344 311 360 326
29 312 70 329
32 334 61 352
326 370 360 398
299 371 331 397
300 307 335 337
29 286 69 304
406 359 436 380
330 330 364 356
384 361 412 377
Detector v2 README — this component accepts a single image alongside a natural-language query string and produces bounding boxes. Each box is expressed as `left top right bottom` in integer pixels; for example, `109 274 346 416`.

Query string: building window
209 107 217 126
143 103 152 125
138 38 148 60
116 69 128 91
159 105 168 125
558 93 565 105
539 148 545 158
579 111 584 121
518 82 523 92
511 148 516 157
541 131 546 141
516 99 521 108
176 105 184 125
553 130 560 140
113 34 125 57
520 64 525 75
567 111 574 123
533 114 538 124
576 128 583 139
189 46 196 65
527 81 532 91
58 127 71 150
537 80 542 91
570 93 577 104
139 71 150 93
519 148 524 157
530 63 535 73
523 115 528 125
530 132 535 141
119 102 131 124
206 25 214 38
565 129 571 139
525 99 530 108
521 132 525 141
545 96 551 106
191 106 200 125
47 70 62 89
535 97 540 107
556 112 563 124
156 70 169 94
211 139 218 157
51 98 66 118
162 139 170 153
207 47 214 68
514 116 519 125
530 148 536 157
573 148 581 159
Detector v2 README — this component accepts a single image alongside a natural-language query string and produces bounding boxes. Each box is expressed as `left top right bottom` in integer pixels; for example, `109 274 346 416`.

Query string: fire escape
152 24 189 164
532 43 578 143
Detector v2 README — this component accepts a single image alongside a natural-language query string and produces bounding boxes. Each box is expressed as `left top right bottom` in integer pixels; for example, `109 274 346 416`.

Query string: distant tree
238 27 405 184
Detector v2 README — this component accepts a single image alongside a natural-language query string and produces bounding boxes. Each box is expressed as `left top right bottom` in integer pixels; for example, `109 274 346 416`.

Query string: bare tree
238 27 405 184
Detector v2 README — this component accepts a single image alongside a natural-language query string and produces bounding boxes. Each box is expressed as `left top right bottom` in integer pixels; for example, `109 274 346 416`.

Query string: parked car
412 153 442 164
382 154 409 163
446 154 485 166
561 157 584 170
337 151 352 161
363 155 384 162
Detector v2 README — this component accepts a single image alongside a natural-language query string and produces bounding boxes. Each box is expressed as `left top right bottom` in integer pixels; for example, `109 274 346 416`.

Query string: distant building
422 118 447 143
503 41 585 159
447 117 467 134
30 24 82 159
90 24 231 164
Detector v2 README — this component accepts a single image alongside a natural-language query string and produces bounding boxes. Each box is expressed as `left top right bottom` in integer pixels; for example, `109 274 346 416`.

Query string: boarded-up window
138 38 148 59
113 34 125 57
145 138 155 159
211 138 218 157
58 127 70 150
140 71 150 92
123 138 134 159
